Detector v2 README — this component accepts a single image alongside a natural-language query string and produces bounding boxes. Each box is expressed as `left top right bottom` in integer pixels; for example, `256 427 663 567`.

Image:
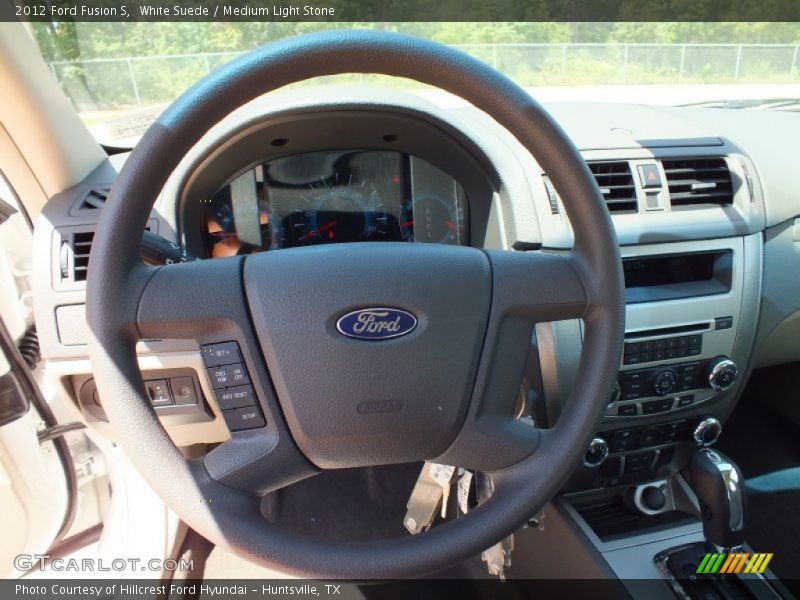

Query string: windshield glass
28 22 800 146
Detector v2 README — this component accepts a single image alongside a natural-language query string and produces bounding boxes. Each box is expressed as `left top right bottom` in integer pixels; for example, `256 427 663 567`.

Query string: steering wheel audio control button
215 385 257 411
201 341 243 367
223 406 266 431
207 364 250 389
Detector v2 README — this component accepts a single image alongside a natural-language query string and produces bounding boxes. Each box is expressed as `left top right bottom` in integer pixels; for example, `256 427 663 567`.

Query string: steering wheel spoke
136 256 248 341
487 250 589 321
204 428 318 494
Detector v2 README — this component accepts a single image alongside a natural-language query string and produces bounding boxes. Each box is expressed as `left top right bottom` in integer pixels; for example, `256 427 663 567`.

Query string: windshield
29 22 800 146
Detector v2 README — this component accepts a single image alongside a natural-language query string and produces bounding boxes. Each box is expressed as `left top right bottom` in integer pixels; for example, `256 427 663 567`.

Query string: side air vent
662 158 734 207
70 231 94 282
76 187 110 211
588 161 638 213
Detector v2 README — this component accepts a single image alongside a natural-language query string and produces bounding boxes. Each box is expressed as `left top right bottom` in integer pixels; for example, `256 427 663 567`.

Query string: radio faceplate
608 358 717 418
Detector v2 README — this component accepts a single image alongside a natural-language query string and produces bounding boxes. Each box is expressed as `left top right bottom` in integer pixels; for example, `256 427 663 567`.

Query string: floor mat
717 368 800 590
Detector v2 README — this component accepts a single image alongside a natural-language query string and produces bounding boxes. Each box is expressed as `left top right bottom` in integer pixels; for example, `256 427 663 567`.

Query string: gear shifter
690 447 746 551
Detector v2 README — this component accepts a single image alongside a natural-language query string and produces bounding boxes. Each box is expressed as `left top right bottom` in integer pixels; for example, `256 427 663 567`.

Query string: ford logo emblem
336 307 418 340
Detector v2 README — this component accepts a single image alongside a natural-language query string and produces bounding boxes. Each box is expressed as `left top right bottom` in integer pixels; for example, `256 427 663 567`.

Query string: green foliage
27 21 800 112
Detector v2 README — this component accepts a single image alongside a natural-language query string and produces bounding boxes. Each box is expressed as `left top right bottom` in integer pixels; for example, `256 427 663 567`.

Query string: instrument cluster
202 149 467 257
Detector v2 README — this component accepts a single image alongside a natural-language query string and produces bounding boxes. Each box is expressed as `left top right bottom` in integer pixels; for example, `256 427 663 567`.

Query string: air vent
588 161 638 213
662 158 733 207
77 187 110 211
71 231 94 282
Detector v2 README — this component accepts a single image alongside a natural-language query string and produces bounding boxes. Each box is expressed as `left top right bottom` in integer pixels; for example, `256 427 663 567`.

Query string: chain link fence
48 43 800 111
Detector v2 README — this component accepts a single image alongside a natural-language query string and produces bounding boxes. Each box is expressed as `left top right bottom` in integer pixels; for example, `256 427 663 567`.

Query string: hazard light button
638 164 662 188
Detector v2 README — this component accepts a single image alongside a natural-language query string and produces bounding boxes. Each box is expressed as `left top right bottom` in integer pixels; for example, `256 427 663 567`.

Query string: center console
533 232 766 594
548 234 761 494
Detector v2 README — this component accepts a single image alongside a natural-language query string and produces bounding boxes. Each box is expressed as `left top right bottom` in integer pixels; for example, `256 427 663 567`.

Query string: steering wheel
87 30 624 579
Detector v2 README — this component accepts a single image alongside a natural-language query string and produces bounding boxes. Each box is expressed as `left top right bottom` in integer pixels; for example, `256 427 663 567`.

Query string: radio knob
583 437 609 468
693 416 722 447
707 356 738 391
653 369 677 396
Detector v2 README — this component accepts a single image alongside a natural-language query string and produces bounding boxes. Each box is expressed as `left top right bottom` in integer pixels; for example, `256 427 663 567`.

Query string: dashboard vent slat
587 161 637 213
77 187 110 211
71 231 94 282
663 158 734 208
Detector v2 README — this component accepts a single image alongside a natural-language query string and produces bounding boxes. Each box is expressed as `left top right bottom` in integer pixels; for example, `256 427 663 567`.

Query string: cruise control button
201 341 242 367
215 385 257 411
223 406 266 431
207 364 250 389
145 379 173 407
170 377 199 405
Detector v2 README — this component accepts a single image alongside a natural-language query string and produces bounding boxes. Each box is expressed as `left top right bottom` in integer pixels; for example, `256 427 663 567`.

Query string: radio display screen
623 253 716 288
622 251 732 303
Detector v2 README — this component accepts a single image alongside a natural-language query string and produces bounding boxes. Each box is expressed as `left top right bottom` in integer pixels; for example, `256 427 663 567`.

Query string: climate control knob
693 416 722 447
653 369 677 396
707 356 738 391
583 437 609 467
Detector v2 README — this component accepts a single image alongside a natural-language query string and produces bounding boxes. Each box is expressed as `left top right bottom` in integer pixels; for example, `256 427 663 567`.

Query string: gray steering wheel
87 30 624 579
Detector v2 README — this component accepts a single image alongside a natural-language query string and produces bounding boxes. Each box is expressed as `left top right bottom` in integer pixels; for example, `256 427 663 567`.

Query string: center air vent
662 158 733 207
588 161 638 213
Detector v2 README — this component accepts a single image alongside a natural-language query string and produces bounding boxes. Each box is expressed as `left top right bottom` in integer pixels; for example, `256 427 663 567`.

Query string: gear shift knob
690 449 746 551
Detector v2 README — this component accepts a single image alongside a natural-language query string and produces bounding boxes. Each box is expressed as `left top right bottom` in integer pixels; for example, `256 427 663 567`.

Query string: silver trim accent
701 448 744 534
707 358 738 391
633 480 673 516
693 417 722 447
582 437 609 467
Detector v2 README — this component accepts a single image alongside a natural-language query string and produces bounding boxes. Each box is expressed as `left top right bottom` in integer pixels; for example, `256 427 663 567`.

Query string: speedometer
303 181 368 244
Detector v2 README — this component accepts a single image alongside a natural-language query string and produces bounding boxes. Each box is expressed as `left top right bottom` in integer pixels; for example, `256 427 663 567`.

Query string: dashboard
29 88 800 499
202 150 467 258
